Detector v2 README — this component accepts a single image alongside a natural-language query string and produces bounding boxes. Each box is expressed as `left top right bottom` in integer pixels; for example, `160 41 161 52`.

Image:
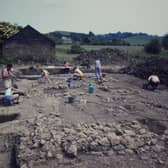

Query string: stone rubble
16 113 168 167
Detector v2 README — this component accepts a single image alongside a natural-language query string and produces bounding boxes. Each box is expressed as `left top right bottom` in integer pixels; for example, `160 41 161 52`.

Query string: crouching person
40 69 51 83
73 66 84 80
143 75 160 91
3 85 20 105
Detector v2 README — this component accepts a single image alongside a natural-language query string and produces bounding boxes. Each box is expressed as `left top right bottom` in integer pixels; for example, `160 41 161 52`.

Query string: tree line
0 21 168 55
47 31 130 46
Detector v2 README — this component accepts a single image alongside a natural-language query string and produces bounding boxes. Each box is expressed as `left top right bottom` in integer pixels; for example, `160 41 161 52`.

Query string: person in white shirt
143 75 160 90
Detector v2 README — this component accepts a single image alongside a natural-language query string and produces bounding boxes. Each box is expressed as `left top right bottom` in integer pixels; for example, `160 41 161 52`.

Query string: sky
0 0 167 35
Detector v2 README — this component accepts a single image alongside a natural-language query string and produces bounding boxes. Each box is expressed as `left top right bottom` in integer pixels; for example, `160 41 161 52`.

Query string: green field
125 35 152 45
124 35 161 46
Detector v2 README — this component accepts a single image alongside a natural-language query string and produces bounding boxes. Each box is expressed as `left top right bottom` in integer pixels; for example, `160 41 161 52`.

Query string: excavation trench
0 70 168 168
0 134 20 168
138 118 166 135
0 114 19 124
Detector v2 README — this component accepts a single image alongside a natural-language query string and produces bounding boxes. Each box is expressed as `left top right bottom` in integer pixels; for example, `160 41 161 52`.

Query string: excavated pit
0 114 19 124
0 71 168 168
0 134 20 168
138 118 166 135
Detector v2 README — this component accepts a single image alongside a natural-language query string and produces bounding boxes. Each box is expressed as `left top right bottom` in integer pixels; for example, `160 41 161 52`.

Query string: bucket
88 83 94 93
102 73 106 78
68 96 76 103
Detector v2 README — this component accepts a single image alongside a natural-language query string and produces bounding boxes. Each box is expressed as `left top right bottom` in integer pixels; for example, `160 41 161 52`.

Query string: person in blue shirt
4 85 20 105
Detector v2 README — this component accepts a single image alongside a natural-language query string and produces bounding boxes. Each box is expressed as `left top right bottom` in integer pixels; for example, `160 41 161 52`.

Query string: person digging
73 66 84 80
143 75 160 91
40 69 51 83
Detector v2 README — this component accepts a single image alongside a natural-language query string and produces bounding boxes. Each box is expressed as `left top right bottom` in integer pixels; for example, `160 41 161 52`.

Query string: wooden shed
2 25 55 63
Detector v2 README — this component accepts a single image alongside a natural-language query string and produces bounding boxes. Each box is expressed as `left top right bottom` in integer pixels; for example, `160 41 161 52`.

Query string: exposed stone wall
75 48 128 65
2 42 55 63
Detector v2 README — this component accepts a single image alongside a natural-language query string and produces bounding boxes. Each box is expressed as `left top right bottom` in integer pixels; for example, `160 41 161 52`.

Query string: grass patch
56 45 78 64
125 35 152 45
124 35 161 46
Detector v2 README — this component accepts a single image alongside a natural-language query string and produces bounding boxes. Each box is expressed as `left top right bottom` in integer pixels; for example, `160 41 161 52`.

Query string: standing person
95 60 102 80
63 61 70 74
40 69 51 83
85 59 91 69
1 64 16 89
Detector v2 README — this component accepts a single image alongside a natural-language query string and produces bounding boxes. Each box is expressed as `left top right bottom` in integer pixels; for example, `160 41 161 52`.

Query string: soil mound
125 57 168 86
74 48 128 66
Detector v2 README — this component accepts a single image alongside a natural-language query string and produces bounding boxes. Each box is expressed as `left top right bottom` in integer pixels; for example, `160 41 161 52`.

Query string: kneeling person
4 86 19 105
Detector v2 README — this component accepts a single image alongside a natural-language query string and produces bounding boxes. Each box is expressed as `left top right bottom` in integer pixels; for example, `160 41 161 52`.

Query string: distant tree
83 37 91 44
144 39 161 54
88 31 95 37
162 34 168 50
46 34 62 44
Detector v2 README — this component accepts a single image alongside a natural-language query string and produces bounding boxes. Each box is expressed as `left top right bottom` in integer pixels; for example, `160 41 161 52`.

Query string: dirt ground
0 71 168 168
